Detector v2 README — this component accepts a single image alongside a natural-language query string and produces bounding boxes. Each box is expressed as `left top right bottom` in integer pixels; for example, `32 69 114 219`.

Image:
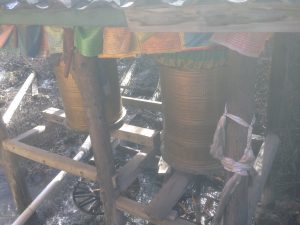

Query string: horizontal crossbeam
2 139 98 181
43 107 160 148
116 196 196 225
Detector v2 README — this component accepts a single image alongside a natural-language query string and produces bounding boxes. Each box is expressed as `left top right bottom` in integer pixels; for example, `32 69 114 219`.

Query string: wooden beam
3 139 97 181
0 7 126 27
0 121 33 219
116 196 196 225
145 171 194 220
43 107 160 147
121 96 162 112
125 2 300 32
113 147 156 192
247 134 280 225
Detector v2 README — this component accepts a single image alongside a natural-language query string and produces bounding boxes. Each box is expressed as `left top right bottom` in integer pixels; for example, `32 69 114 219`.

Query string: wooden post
262 33 300 207
222 52 258 225
267 33 288 134
247 134 280 225
0 120 36 224
72 53 124 225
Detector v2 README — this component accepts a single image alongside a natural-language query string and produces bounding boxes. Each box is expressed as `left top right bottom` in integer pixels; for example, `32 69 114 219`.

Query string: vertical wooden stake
223 52 258 225
0 120 35 223
267 33 288 134
262 33 300 208
73 53 124 225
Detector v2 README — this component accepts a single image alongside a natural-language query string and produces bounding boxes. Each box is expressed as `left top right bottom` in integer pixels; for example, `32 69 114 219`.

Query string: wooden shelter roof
0 1 300 32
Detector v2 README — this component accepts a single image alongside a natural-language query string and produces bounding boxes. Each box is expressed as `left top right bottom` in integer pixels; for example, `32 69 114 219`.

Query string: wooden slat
2 72 36 125
121 96 162 112
113 147 156 191
125 2 300 32
116 196 196 225
2 139 97 181
145 171 194 220
43 107 160 147
13 125 46 141
42 107 65 124
112 124 160 148
247 134 280 225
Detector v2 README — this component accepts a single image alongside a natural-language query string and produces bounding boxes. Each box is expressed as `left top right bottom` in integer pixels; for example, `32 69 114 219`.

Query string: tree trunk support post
0 120 36 224
222 52 258 225
73 53 124 225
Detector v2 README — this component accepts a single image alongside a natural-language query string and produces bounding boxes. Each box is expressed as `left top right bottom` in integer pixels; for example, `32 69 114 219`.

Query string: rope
210 104 256 176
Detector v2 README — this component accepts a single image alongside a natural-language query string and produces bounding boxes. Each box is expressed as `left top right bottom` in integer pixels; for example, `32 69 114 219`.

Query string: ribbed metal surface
160 65 223 174
55 59 125 132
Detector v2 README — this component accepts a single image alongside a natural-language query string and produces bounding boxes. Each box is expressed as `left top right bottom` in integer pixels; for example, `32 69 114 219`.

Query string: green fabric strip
74 27 102 57
156 48 228 70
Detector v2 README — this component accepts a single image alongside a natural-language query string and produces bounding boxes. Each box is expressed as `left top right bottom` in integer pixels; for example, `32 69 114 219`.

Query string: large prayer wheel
158 50 226 174
55 58 125 132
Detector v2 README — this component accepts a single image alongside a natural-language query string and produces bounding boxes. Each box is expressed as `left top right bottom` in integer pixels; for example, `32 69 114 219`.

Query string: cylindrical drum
55 59 125 132
158 50 226 174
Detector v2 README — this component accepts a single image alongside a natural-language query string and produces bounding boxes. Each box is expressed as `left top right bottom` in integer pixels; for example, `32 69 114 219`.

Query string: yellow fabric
0 25 15 48
43 26 64 55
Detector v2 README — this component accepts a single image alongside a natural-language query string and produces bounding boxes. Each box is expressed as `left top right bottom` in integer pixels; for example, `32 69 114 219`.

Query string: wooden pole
11 136 91 225
72 53 124 225
2 72 36 125
267 33 288 134
0 120 37 224
247 134 280 225
222 52 258 225
262 33 300 208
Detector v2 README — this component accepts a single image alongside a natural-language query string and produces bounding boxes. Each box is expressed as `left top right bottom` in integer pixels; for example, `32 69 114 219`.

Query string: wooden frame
1 93 203 225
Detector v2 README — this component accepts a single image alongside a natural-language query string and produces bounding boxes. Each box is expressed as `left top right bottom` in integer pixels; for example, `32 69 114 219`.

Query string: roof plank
0 7 127 27
125 2 300 32
0 3 300 32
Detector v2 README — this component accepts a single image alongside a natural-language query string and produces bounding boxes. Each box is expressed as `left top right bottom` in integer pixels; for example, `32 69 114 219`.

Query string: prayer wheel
158 50 226 174
55 58 125 132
